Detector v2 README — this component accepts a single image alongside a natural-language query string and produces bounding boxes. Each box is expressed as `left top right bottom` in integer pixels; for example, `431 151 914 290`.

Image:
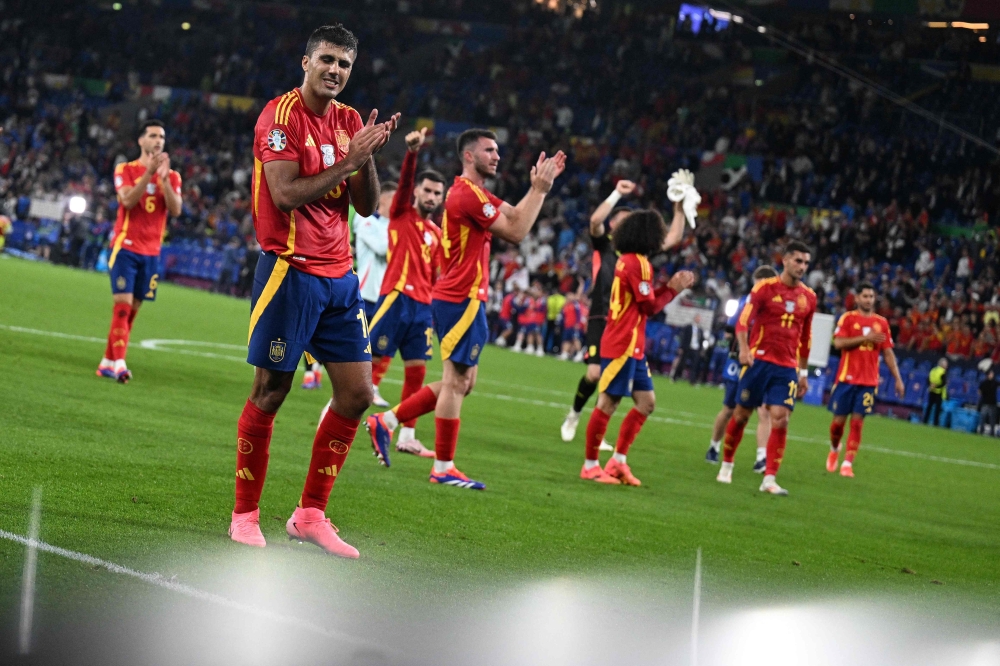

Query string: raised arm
590 179 636 237
490 151 567 244
159 159 182 217
663 201 686 251
390 129 424 219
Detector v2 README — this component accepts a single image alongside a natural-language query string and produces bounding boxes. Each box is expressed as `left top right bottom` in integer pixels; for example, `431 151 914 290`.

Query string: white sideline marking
3 322 999 472
691 547 702 666
18 487 41 654
0 528 381 649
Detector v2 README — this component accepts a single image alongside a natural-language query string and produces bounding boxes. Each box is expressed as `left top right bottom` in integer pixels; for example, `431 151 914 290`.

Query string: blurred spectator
978 369 998 436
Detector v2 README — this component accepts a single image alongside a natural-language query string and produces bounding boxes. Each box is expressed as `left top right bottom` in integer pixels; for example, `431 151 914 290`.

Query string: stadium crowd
2 0 1000 366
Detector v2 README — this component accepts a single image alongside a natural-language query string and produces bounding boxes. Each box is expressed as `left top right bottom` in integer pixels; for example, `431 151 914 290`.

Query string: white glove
682 186 701 229
667 169 695 202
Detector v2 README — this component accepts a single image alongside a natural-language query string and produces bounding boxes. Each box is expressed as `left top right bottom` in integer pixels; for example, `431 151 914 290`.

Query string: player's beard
417 202 436 218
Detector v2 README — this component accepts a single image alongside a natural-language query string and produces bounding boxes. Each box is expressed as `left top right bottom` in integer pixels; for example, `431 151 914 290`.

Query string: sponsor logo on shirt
267 129 287 151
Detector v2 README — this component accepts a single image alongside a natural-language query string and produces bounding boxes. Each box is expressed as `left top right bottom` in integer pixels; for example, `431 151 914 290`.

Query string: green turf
2 255 1000 620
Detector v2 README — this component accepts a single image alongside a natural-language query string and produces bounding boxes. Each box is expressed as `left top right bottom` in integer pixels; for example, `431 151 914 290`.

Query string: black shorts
583 316 606 365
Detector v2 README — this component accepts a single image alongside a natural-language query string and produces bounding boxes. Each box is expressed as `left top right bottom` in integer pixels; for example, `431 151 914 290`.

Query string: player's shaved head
305 24 358 57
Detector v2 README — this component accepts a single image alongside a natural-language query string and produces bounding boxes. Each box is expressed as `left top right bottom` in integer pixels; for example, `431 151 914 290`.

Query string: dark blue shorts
722 379 739 409
598 356 654 397
369 291 435 361
363 298 379 322
828 382 876 416
247 253 371 371
432 298 488 367
109 248 160 301
562 328 582 344
736 359 799 411
519 323 540 335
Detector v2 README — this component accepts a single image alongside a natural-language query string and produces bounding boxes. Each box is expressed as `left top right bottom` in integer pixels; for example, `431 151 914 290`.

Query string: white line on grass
4 322 999 472
0 528 387 651
18 487 41 655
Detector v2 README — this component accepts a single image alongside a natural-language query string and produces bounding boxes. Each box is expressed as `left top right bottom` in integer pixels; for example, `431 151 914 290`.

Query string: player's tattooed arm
118 153 165 209
491 150 567 244
662 201 687 251
589 179 635 237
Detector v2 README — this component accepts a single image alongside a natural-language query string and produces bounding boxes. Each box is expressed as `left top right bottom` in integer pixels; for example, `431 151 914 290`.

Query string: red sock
105 302 132 361
400 365 427 428
300 409 360 511
764 426 788 476
393 385 438 424
585 408 611 461
372 355 392 387
434 417 460 462
127 306 139 330
845 418 863 463
615 408 647 456
234 400 275 514
830 421 845 450
722 417 747 463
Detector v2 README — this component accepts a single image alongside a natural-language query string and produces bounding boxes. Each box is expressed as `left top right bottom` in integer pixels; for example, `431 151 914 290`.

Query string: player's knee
250 381 291 413
771 413 790 429
340 383 374 419
586 365 601 383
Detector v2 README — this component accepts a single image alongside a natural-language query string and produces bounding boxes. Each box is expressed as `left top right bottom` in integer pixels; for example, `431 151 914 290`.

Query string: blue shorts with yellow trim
598 356 654 397
110 249 160 301
722 378 739 409
369 291 435 361
735 359 799 411
247 252 371 371
432 298 488 367
363 298 379 322
828 382 876 416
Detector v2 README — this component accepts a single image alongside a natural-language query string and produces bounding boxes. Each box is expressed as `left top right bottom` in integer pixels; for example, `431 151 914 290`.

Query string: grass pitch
2 255 1000 645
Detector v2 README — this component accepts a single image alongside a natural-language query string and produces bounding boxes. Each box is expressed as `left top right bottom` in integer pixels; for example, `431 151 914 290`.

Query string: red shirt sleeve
258 99 302 165
625 256 659 315
833 312 851 339
457 182 502 229
114 162 136 199
168 170 182 195
391 150 417 219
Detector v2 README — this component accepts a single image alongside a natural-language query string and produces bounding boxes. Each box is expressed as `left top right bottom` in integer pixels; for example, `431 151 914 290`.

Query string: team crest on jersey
482 203 496 218
335 129 350 154
796 294 808 310
321 144 335 167
638 281 651 296
785 300 795 313
146 183 157 195
267 129 287 151
470 344 481 360
269 340 286 362
377 335 389 351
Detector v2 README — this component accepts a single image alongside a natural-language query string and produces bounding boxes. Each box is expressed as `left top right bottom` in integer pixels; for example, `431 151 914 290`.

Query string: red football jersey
432 176 502 303
737 276 817 369
600 254 678 360
381 150 441 304
834 310 893 386
251 88 362 278
111 160 182 257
